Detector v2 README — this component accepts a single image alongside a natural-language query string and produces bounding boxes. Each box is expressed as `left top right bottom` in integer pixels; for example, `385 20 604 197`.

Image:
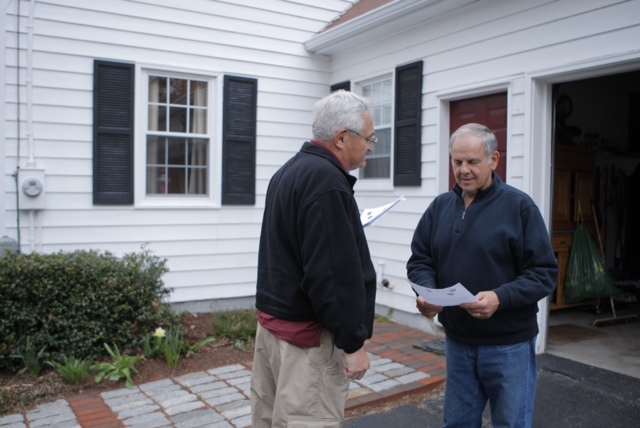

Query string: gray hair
449 123 498 159
312 90 373 142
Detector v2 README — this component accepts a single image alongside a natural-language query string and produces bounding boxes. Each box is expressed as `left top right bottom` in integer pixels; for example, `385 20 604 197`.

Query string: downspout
14 0 37 252
26 0 36 253
14 0 21 249
26 0 34 167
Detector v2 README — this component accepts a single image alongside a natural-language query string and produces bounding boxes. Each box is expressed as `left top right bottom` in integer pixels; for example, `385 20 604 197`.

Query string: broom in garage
591 201 637 327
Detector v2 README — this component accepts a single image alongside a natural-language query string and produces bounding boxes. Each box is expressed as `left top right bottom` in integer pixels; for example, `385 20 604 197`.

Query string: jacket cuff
494 287 509 309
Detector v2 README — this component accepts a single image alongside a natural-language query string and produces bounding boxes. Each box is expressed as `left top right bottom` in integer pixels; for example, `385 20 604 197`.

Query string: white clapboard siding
3 0 355 303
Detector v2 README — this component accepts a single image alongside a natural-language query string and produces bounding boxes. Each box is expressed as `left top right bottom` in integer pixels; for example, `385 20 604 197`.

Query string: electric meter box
18 168 46 210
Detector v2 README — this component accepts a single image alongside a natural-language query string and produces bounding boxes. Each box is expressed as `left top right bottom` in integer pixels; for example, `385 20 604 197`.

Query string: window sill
135 197 219 209
354 179 395 192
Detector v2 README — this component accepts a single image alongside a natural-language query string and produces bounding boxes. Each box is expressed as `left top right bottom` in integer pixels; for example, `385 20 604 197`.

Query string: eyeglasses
346 129 378 147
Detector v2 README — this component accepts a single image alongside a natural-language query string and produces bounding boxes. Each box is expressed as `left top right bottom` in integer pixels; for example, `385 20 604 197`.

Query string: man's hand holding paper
412 282 478 320
410 282 477 306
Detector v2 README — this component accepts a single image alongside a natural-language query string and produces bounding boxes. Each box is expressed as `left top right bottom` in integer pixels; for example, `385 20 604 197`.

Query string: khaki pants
250 323 349 428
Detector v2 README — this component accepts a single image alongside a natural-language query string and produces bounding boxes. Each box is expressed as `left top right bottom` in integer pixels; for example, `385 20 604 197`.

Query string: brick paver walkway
0 322 445 428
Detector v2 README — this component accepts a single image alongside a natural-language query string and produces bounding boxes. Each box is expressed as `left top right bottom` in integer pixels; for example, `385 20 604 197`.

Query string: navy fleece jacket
256 142 376 353
407 174 558 346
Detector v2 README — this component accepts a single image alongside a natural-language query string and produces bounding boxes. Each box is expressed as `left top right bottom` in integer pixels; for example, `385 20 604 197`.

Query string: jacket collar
452 172 503 202
301 141 357 188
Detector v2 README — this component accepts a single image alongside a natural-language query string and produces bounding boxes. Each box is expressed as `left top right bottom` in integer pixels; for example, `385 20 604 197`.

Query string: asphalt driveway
346 353 640 428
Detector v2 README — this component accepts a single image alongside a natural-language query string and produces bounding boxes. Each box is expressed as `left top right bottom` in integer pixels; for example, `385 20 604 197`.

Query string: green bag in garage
563 223 619 304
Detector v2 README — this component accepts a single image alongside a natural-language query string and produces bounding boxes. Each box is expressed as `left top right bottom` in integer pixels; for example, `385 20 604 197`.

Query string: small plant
12 336 47 377
185 336 215 357
91 343 141 389
47 356 92 384
234 339 248 351
163 326 184 369
143 327 167 359
375 308 395 323
142 325 215 369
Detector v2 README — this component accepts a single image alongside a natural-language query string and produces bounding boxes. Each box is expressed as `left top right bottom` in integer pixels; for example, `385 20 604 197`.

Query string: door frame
528 54 640 353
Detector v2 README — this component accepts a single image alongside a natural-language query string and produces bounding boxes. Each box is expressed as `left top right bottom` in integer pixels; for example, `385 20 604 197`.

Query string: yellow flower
154 327 166 338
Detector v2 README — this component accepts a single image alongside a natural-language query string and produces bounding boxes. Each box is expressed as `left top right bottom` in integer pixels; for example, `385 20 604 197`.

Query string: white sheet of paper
360 196 405 228
410 282 478 307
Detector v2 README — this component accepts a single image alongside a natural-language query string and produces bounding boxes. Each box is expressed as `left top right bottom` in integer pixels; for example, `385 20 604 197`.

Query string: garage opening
548 69 640 378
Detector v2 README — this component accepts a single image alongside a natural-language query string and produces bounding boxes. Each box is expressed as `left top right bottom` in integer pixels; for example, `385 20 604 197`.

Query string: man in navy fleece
407 123 558 428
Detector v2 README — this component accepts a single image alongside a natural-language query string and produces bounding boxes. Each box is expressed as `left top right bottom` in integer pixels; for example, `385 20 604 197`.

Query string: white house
2 0 639 357
0 0 358 305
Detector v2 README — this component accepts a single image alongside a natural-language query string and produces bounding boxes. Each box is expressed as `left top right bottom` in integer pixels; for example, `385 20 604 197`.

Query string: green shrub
0 248 173 371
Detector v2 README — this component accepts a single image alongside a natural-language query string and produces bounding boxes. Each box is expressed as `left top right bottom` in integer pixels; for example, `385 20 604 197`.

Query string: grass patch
211 310 257 343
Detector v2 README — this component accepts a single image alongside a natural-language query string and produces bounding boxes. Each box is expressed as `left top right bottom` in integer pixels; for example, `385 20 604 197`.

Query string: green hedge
0 248 173 371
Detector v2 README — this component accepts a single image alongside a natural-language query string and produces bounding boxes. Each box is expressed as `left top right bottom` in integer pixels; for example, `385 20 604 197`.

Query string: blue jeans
443 336 538 428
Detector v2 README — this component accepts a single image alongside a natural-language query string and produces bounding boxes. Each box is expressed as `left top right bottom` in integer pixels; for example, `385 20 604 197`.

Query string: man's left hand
460 291 500 319
343 347 370 380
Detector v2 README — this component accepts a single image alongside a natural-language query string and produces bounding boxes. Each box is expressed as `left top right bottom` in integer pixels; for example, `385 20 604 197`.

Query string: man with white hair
251 90 378 428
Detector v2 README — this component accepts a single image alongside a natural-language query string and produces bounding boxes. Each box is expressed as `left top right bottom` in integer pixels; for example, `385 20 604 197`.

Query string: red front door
449 93 508 189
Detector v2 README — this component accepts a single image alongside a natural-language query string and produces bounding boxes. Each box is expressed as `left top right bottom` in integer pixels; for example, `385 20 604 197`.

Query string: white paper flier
360 195 405 228
410 282 478 306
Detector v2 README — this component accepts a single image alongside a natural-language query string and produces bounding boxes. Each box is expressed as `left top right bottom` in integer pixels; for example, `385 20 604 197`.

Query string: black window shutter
331 81 350 92
394 61 423 186
93 60 134 204
222 75 257 205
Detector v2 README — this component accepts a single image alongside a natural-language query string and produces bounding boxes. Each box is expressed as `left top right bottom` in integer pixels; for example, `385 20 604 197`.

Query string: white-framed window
136 68 218 207
360 76 393 180
147 75 209 195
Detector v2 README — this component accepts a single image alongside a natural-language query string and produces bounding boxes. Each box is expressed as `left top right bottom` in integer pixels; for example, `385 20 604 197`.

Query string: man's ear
490 151 500 170
334 129 347 149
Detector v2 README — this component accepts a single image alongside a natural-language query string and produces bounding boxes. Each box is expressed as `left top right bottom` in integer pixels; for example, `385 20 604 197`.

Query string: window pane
148 105 168 131
149 76 166 103
169 106 187 133
168 138 186 165
383 103 392 125
147 166 168 194
170 78 188 105
147 136 166 164
362 157 390 179
167 167 186 194
190 108 207 134
148 106 159 131
191 81 207 106
188 139 208 166
374 128 391 155
187 168 207 195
